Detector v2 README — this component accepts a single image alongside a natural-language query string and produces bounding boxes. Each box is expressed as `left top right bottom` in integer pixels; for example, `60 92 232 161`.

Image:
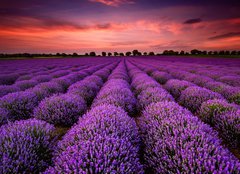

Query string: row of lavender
0 59 120 173
45 61 144 173
0 61 80 85
130 58 239 149
0 59 118 126
150 57 240 78
125 61 239 173
0 57 107 85
0 57 239 173
0 65 88 98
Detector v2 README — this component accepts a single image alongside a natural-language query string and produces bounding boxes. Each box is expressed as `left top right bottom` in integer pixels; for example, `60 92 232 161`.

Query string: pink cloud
89 0 134 7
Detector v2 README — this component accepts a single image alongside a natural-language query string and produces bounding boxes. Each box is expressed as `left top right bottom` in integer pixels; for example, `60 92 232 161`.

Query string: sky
0 0 240 54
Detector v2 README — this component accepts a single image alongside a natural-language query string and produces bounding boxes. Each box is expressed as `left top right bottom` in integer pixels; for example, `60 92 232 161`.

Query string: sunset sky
0 0 240 54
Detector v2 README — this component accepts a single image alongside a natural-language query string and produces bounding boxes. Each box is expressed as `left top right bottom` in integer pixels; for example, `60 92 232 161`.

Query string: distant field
0 56 239 173
0 54 240 60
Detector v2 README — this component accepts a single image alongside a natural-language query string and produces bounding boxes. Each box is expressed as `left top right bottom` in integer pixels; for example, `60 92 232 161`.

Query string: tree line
1 49 240 58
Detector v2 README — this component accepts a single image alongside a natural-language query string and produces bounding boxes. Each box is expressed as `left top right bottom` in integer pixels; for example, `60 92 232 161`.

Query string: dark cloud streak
208 32 240 40
183 18 202 24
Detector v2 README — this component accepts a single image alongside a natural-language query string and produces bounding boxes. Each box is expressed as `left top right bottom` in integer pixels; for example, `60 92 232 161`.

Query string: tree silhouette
102 52 107 57
132 50 139 56
89 52 96 56
190 49 201 55
72 53 78 57
219 50 225 55
61 53 67 57
119 53 124 56
108 52 112 56
180 51 185 55
149 52 155 56
126 52 131 56
143 52 147 56
114 52 118 56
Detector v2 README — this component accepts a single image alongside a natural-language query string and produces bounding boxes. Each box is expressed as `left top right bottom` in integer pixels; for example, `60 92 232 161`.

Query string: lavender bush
137 87 174 109
216 110 240 147
0 73 19 85
0 108 9 126
205 82 240 104
46 105 144 174
138 101 240 173
30 81 64 101
218 75 240 87
32 75 52 83
0 85 20 98
151 71 173 84
0 119 56 174
15 80 38 90
164 79 195 100
179 86 223 113
34 94 87 126
199 99 238 125
0 91 39 121
93 78 136 114
199 99 239 147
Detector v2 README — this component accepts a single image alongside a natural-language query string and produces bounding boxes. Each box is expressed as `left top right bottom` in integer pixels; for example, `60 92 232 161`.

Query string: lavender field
0 56 239 173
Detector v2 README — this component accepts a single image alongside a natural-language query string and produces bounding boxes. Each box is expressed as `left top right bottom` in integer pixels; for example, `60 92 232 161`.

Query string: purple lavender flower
51 77 72 91
151 71 173 84
179 86 223 113
30 82 64 101
205 81 230 93
205 82 240 104
16 74 33 81
0 85 20 98
108 72 130 82
0 91 39 121
32 75 52 82
15 80 38 90
0 107 9 126
51 70 70 78
34 94 87 126
199 99 238 125
46 105 144 174
199 99 239 147
164 79 195 100
68 80 100 105
0 119 56 173
138 101 240 173
94 69 111 81
218 75 240 87
221 86 240 105
216 110 240 147
143 67 157 75
134 80 161 95
84 75 104 87
197 70 225 79
137 87 174 109
184 74 214 87
169 69 190 80
93 87 137 114
0 73 19 85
